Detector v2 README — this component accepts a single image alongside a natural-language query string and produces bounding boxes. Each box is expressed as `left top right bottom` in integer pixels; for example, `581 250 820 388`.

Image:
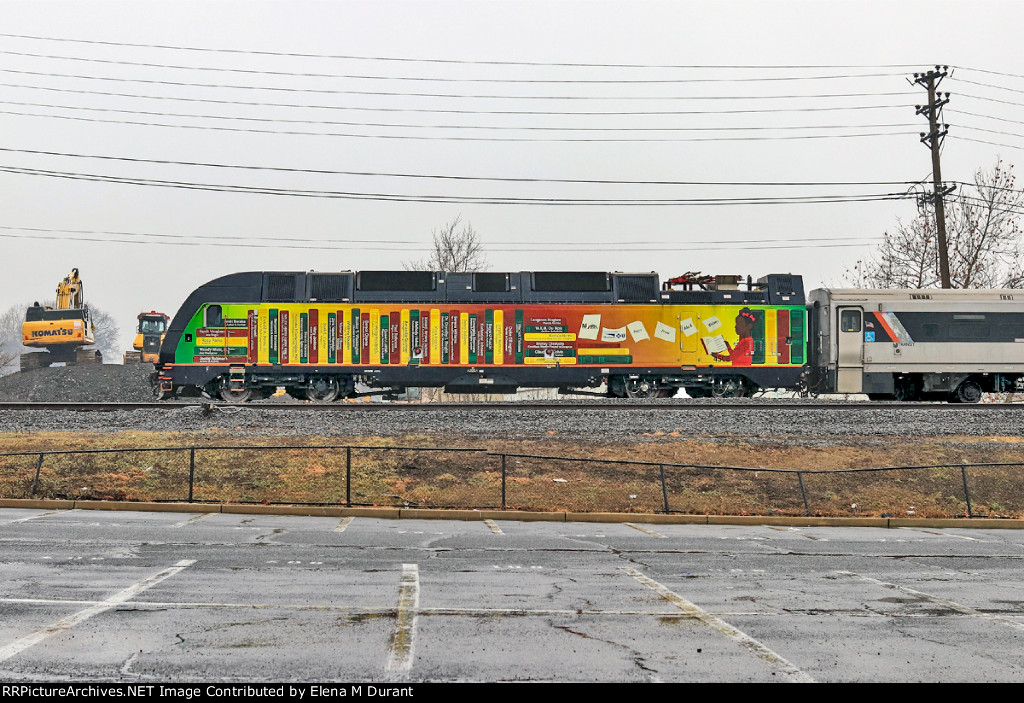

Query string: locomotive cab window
205 304 223 327
839 309 861 333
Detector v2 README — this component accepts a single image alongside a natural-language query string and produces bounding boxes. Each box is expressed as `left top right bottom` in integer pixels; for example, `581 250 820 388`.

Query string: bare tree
846 216 940 289
405 216 488 272
946 160 1024 288
0 304 24 375
88 306 122 361
849 159 1024 289
403 216 488 402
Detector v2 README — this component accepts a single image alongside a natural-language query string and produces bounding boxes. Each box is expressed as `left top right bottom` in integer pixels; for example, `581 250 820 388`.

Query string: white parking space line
624 523 666 538
483 519 504 534
839 571 1024 632
0 597 798 618
120 650 141 676
172 513 213 528
621 567 815 683
766 526 826 541
385 564 420 674
900 528 981 541
0 559 196 663
335 517 354 532
2 511 62 524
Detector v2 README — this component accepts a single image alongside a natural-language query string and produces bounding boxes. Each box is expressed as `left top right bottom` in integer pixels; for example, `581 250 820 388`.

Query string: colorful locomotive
153 270 806 401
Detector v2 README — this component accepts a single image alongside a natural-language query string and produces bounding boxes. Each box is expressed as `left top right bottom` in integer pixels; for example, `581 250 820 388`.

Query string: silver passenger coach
807 288 1024 402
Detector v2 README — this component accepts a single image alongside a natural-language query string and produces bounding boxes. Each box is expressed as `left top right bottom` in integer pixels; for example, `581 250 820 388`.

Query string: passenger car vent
911 293 933 300
266 274 298 302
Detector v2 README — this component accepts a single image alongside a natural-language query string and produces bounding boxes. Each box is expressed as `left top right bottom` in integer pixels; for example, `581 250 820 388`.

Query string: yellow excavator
124 311 169 364
20 268 101 371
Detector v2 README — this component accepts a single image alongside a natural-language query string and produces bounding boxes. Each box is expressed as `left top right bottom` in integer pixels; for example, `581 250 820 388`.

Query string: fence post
659 464 669 514
30 453 45 497
188 448 196 503
961 465 973 518
796 471 811 516
346 447 352 507
501 454 507 511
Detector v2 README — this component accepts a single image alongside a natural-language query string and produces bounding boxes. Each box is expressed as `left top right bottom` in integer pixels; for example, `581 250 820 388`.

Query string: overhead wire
0 33 926 71
0 80 913 117
0 164 913 205
0 68 921 102
0 225 881 252
0 99 923 133
0 49 913 84
0 35 954 216
0 108 919 141
0 146 924 187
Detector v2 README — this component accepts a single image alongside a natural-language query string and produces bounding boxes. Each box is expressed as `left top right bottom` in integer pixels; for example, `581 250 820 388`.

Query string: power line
955 66 1024 82
946 108 1024 127
0 80 913 117
0 164 913 205
0 68 919 101
959 91 1024 109
0 108 919 142
0 49 910 84
0 99 922 133
956 124 1024 141
955 77 1024 96
952 134 1024 151
0 224 880 247
0 146 923 187
0 225 881 252
0 33 926 71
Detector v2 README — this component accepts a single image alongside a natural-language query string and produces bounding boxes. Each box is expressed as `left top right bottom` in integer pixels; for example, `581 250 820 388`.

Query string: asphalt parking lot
1 506 1023 682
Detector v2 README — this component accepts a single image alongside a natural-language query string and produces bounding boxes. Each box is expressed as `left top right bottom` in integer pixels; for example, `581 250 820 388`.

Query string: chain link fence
0 445 1020 517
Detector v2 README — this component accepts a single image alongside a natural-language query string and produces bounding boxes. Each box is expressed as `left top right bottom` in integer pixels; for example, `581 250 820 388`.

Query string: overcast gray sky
2 0 1022 352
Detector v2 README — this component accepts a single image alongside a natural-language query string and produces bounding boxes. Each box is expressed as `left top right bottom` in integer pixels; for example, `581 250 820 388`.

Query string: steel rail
0 400 1022 411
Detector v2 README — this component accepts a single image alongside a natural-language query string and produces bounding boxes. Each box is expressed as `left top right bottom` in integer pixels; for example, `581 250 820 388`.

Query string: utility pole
914 66 955 288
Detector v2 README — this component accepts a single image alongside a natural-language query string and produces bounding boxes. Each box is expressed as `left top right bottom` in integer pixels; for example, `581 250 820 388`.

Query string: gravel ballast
1 364 1022 440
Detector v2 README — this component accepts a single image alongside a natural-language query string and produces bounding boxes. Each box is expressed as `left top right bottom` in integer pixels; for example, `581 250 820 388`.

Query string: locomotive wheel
217 377 253 403
305 376 341 403
952 380 982 404
624 378 658 399
893 377 920 402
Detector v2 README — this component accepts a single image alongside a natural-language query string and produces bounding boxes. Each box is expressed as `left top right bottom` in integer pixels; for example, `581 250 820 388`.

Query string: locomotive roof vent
308 273 354 302
612 273 659 302
265 273 302 302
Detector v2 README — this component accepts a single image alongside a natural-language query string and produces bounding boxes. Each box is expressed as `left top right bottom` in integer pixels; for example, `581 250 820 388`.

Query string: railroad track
1 400 1022 412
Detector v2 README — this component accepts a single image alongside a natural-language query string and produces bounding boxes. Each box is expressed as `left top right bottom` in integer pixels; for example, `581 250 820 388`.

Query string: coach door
836 307 864 393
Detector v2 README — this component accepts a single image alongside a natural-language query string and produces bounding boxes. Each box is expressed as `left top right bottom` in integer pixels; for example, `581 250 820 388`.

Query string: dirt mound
0 363 155 402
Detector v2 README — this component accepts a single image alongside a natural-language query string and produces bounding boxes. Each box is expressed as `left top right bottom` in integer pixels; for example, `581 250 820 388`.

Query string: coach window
206 304 223 327
840 309 861 333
